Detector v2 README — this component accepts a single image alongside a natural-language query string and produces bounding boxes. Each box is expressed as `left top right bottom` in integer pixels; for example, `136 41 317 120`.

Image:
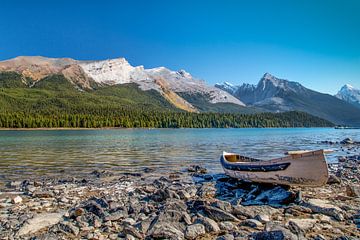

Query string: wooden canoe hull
220 150 329 186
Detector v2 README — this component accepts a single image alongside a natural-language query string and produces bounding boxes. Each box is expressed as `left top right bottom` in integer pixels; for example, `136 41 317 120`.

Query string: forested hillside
0 72 334 128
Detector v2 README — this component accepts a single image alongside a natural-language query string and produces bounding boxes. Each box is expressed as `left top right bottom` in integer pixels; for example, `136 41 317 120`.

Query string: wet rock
16 212 64 236
346 185 360 197
187 165 207 174
212 199 233 212
204 205 239 222
242 186 295 206
11 195 22 204
195 216 220 233
184 223 206 239
197 183 216 198
300 199 344 221
341 138 354 144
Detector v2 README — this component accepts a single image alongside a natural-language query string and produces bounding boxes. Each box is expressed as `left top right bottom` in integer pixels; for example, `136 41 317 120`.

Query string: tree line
0 111 334 128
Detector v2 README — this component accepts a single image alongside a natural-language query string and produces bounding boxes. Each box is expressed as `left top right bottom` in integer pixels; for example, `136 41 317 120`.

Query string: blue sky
0 0 359 94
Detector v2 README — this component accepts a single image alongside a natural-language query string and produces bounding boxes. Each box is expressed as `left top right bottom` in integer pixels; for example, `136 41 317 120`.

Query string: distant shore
0 126 334 131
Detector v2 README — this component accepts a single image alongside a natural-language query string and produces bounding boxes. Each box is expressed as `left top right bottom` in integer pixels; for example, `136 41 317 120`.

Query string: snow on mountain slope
0 56 245 109
335 84 360 107
214 82 238 94
146 67 245 105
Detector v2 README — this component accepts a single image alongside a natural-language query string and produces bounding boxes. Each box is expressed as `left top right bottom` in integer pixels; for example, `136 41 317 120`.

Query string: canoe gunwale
220 156 291 172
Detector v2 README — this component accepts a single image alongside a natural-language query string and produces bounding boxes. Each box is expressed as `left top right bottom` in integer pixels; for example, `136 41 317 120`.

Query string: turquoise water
0 128 359 185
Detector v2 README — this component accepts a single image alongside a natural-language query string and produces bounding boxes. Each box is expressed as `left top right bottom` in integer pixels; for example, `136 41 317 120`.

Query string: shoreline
0 127 335 131
0 147 359 239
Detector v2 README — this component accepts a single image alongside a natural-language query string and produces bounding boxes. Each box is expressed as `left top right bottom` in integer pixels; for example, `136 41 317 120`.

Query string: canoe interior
221 150 329 186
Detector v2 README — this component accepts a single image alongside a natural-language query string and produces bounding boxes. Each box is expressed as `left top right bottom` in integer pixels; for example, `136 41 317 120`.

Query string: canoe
220 149 329 186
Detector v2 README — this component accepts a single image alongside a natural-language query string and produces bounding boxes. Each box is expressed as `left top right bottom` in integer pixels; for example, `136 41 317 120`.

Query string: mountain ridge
215 73 360 126
0 56 245 113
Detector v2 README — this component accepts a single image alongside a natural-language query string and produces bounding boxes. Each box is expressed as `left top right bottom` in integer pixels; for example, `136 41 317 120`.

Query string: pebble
11 196 22 204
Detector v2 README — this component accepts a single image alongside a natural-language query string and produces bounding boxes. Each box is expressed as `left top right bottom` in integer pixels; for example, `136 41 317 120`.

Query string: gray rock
59 221 80 236
219 221 238 231
255 214 270 223
149 222 184 240
104 210 127 221
265 221 304 240
300 199 344 221
197 183 216 198
241 219 263 228
216 233 235 240
17 212 64 236
204 205 239 222
188 165 207 174
195 216 220 233
250 230 285 240
123 225 143 239
184 223 206 239
178 190 191 200
287 218 317 232
33 190 54 198
212 200 233 212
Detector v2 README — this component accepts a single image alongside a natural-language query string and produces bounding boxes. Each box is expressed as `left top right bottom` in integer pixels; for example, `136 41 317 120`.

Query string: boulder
184 224 206 239
250 230 285 240
195 216 220 233
17 212 64 236
149 222 184 240
197 183 216 198
287 218 317 232
300 199 344 221
219 221 238 231
241 219 263 228
204 205 239 222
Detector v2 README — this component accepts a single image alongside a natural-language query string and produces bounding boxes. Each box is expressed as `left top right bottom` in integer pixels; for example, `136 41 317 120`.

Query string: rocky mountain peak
336 84 360 107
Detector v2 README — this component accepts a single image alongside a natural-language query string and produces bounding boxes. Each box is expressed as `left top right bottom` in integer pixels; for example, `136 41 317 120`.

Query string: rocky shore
1 141 360 240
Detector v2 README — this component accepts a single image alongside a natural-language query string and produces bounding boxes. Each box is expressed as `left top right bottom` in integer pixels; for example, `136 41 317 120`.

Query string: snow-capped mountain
215 73 360 126
214 82 239 94
335 84 360 108
0 56 245 112
216 73 306 105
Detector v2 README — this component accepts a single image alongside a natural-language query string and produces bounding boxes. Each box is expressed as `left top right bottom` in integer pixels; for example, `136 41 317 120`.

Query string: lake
0 128 359 187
